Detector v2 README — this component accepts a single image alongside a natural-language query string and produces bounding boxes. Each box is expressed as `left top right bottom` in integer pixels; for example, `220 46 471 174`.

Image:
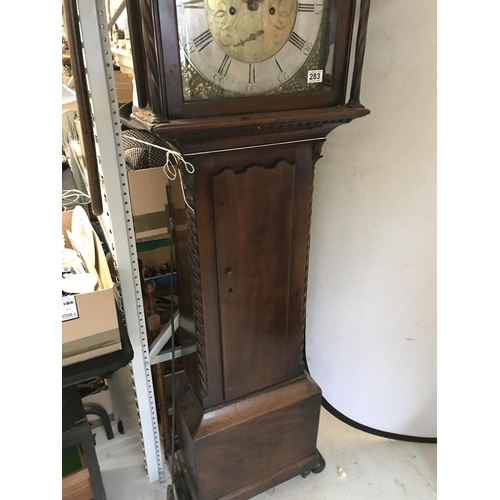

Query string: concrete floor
94 368 436 500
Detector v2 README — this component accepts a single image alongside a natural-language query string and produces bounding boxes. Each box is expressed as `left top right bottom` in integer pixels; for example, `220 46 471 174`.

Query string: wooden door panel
213 162 296 401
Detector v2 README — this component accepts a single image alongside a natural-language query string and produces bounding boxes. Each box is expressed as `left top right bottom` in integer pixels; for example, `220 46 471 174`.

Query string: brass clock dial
176 0 330 98
204 0 297 64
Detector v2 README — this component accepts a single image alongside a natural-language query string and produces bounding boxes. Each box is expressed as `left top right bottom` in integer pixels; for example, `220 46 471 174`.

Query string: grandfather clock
123 0 371 498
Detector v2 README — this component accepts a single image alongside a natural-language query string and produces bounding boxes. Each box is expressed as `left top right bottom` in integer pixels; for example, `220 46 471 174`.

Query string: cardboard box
114 69 134 102
62 210 121 366
127 167 185 242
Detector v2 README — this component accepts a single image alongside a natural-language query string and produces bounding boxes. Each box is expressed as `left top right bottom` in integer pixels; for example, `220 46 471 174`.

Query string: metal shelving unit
72 0 164 483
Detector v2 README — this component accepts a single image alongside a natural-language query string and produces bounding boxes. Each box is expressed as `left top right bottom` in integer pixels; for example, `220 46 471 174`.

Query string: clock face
176 0 330 98
204 0 297 64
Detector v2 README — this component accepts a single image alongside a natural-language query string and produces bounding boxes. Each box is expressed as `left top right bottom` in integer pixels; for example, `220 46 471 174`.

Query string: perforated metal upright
75 0 164 482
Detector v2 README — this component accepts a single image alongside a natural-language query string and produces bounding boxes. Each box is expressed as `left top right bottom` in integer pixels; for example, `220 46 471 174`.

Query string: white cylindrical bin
305 0 436 440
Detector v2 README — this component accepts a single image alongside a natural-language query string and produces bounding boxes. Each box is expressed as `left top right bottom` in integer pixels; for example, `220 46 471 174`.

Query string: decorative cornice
125 105 370 143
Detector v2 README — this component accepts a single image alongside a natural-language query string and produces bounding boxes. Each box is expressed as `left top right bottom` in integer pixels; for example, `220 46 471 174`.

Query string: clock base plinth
171 372 322 500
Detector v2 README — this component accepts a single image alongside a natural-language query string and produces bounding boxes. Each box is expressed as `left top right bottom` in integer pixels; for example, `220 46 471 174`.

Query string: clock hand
234 30 264 47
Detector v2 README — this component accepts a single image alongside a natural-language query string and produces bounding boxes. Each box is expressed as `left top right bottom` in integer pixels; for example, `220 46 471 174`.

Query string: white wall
306 0 436 438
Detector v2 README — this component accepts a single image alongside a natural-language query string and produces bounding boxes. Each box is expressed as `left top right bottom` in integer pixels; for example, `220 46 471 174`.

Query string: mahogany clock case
168 138 325 500
119 1 372 498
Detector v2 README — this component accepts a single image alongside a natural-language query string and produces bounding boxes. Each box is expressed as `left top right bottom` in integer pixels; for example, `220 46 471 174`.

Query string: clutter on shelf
62 206 121 366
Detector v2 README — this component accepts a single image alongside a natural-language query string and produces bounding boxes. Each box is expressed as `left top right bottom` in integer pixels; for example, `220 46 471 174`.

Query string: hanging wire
125 136 196 211
62 189 91 209
124 136 195 179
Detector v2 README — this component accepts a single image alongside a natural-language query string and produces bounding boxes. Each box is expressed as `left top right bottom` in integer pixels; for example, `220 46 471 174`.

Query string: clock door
133 0 363 119
212 153 310 401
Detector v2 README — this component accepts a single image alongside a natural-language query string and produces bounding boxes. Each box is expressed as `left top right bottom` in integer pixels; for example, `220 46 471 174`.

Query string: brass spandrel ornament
269 25 325 95
181 58 235 99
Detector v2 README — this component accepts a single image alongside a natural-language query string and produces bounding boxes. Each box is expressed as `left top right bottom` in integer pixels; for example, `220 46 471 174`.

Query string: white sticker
62 295 79 322
307 69 323 84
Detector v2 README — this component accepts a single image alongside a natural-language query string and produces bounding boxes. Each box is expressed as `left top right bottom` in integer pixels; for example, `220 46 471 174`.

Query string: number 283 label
307 70 323 84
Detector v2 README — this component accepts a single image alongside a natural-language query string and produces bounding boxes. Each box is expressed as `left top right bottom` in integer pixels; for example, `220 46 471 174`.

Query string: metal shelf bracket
75 0 164 483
